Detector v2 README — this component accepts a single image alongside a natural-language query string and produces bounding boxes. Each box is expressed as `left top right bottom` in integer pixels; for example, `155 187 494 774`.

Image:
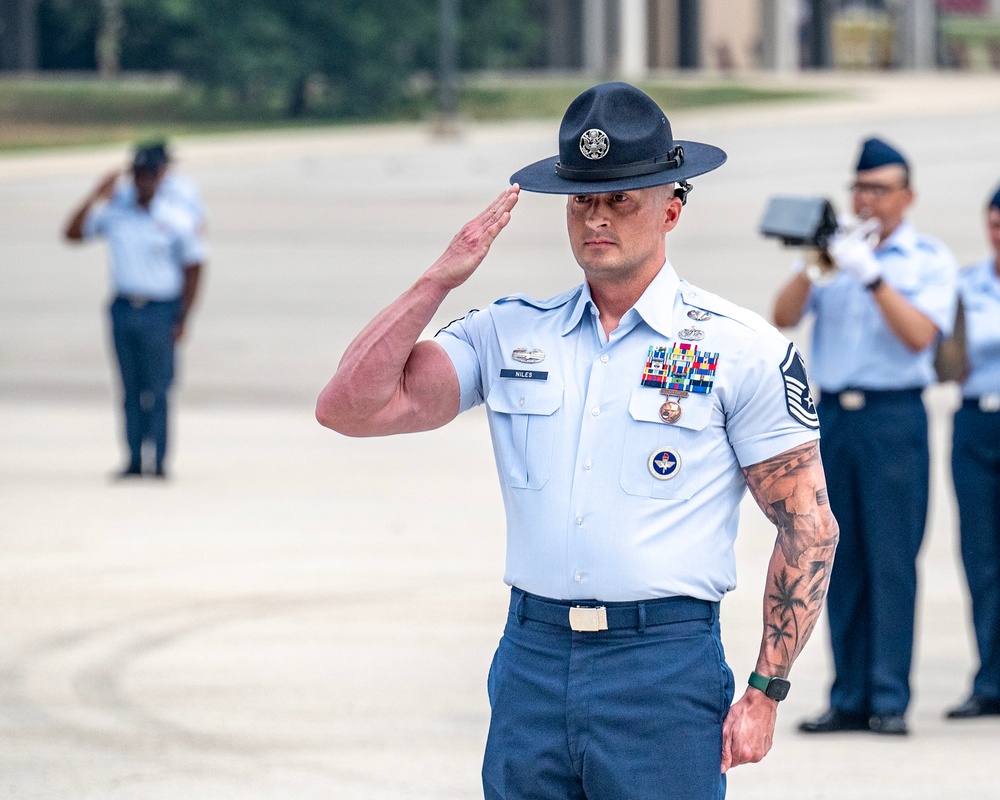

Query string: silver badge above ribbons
687 309 712 321
678 328 705 342
512 347 545 364
579 129 610 160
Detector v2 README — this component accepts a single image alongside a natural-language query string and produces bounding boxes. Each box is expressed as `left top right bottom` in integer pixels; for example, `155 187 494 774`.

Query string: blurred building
543 0 1000 74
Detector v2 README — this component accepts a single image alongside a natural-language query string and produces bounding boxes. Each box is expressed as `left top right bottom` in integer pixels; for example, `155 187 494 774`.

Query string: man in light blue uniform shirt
946 185 1000 720
64 144 206 478
113 141 207 233
774 137 958 735
318 83 839 799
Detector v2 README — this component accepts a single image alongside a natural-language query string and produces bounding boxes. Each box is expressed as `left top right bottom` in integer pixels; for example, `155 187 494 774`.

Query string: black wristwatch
865 275 884 292
748 671 791 701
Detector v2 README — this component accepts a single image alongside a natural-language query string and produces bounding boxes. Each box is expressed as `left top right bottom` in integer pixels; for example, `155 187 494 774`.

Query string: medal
658 388 688 423
687 309 712 321
641 344 720 424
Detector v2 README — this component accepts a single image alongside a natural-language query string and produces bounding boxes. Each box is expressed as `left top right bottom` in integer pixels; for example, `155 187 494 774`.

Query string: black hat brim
510 140 727 195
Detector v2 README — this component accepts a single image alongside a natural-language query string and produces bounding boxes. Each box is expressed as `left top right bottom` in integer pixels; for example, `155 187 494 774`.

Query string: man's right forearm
64 196 95 241
316 185 518 438
316 273 456 435
64 170 120 241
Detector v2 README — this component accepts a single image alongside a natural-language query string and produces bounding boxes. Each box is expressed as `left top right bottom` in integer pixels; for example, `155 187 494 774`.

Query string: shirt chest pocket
620 388 714 500
486 380 564 490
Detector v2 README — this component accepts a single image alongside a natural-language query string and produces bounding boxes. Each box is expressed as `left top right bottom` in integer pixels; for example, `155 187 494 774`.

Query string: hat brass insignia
580 129 610 160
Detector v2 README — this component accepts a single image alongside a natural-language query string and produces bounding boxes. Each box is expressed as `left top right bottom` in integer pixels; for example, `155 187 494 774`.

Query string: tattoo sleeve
742 441 839 678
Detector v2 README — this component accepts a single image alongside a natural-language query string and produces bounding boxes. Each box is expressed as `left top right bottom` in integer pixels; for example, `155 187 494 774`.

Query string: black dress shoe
113 464 143 480
798 708 870 733
869 713 908 735
945 695 1000 719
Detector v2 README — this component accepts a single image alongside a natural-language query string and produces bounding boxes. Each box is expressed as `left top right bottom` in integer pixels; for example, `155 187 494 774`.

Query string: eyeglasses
849 181 906 197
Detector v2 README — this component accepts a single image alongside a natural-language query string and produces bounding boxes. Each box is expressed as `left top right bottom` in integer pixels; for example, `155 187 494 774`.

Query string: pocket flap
487 379 564 416
628 387 713 431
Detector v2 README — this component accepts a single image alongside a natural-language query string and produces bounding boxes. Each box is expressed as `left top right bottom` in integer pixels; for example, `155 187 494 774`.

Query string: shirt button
575 515 584 526
518 396 525 407
574 571 583 582
591 407 600 416
584 459 592 470
600 354 609 363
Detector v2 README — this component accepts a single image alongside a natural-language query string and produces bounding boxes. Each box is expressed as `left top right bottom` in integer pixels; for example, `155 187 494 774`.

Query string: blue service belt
509 587 716 632
115 293 178 309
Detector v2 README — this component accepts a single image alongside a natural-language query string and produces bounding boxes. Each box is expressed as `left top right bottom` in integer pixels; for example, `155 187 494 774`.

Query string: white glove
828 219 881 285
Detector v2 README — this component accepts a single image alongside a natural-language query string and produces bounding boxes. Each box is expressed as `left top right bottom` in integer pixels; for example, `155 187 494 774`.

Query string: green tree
37 0 549 119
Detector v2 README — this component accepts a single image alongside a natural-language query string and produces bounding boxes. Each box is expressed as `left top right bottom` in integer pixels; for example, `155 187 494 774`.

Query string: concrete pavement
2 72 1000 798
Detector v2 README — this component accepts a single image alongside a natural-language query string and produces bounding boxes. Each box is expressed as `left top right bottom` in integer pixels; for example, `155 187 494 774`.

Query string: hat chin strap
555 145 684 181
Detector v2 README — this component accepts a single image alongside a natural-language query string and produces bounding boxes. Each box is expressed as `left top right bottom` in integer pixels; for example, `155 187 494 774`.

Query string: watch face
766 678 791 701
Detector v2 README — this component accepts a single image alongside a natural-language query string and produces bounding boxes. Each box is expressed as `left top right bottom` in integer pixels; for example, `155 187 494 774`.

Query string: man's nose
584 203 610 227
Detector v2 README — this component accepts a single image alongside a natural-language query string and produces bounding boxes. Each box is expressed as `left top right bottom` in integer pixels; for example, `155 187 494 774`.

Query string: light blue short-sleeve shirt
805 221 957 392
958 257 1000 398
434 262 820 602
114 173 206 230
83 190 206 300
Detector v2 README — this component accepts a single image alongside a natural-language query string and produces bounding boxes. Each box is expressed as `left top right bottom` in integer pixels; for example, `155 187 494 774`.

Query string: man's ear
663 195 683 233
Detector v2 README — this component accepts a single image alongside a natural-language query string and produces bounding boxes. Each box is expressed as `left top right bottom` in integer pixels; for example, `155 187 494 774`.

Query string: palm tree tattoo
743 441 839 672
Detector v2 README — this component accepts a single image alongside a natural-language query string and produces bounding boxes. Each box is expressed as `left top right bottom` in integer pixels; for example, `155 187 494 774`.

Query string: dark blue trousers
109 297 179 471
951 404 1000 700
818 390 929 717
482 589 733 800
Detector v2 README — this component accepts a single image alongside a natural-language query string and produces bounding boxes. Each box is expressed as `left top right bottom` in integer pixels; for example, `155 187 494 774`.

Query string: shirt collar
632 260 679 339
876 220 916 256
561 283 596 336
971 257 1000 292
560 261 680 338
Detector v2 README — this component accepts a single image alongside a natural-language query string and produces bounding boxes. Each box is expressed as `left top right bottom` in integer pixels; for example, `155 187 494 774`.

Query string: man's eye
612 193 627 202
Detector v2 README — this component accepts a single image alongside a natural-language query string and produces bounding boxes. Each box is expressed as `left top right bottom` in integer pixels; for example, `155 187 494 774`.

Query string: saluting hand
425 184 519 291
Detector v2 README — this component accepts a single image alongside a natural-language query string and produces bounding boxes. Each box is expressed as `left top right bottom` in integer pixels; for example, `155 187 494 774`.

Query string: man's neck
877 217 904 245
588 263 663 339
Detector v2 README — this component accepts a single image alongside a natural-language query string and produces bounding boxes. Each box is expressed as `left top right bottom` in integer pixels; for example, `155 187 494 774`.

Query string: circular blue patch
648 447 682 480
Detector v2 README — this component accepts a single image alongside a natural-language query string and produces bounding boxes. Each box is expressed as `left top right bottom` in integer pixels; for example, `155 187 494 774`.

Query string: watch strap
748 671 772 693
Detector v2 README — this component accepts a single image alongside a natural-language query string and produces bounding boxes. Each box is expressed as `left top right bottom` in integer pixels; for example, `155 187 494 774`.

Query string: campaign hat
510 82 727 195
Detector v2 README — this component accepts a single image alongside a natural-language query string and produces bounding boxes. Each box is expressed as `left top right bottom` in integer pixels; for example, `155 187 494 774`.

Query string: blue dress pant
109 297 179 470
482 589 733 800
818 390 929 716
951 404 1000 700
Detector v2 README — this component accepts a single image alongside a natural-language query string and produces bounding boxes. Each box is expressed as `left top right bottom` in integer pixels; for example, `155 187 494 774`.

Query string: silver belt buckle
839 390 866 411
980 394 1000 413
569 606 608 632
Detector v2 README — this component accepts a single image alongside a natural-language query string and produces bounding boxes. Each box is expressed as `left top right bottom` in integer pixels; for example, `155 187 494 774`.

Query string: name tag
500 369 548 381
